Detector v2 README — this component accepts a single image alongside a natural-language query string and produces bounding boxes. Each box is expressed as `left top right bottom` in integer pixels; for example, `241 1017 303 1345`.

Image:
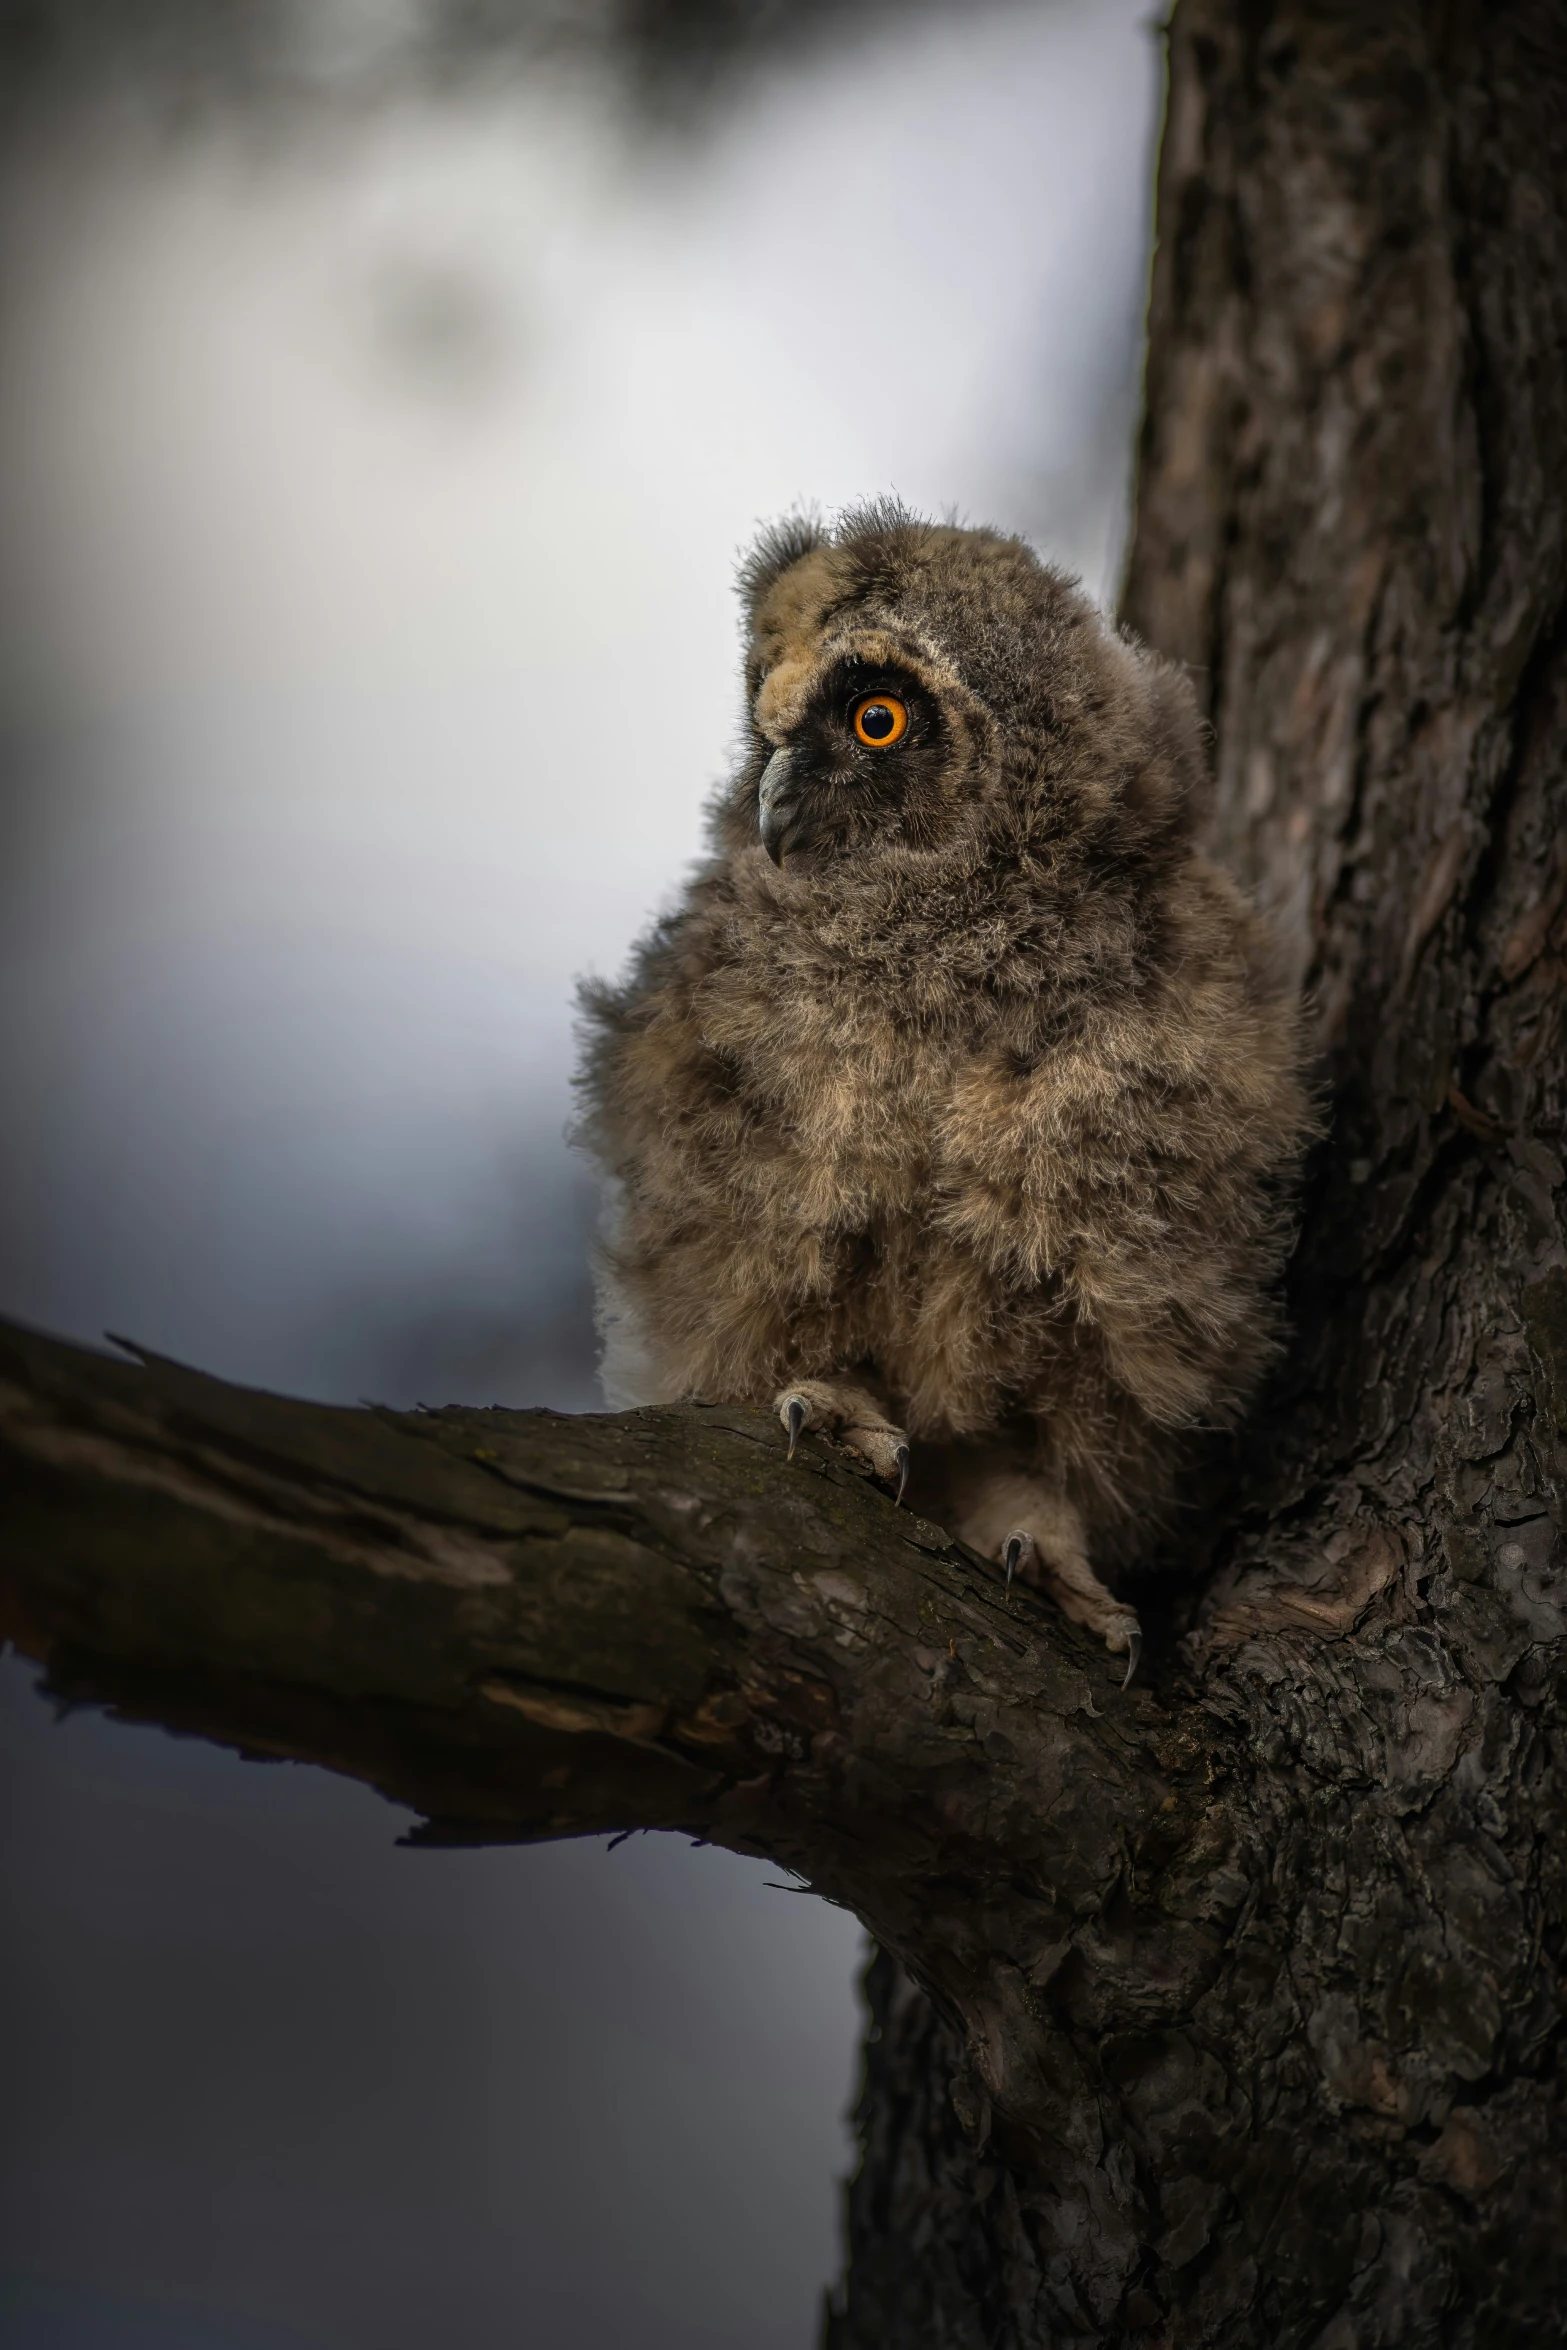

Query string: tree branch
0 1313 1200 2132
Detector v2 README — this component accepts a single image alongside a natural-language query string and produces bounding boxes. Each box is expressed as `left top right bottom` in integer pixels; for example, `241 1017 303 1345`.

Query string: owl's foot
995 1528 1142 1688
774 1381 910 1505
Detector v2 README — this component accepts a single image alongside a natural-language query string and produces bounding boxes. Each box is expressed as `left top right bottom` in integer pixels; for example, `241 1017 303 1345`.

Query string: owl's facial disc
755 661 929 865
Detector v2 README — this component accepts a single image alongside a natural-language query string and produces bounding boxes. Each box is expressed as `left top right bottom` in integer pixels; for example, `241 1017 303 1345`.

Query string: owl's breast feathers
581 838 1306 1438
574 504 1312 1445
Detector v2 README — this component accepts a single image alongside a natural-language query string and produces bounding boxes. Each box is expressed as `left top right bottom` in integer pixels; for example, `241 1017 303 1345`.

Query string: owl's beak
757 747 800 865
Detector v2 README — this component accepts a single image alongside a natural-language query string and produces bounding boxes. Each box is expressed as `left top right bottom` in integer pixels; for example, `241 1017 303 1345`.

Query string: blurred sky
0 4 1161 2344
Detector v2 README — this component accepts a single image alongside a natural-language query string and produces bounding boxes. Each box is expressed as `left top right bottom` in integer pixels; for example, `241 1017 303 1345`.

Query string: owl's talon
1003 1533 1026 1594
1122 1630 1142 1690
893 1444 910 1506
783 1396 807 1460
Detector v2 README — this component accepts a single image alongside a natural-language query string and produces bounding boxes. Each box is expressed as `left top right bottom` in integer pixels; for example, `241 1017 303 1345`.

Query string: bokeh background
0 4 1161 2343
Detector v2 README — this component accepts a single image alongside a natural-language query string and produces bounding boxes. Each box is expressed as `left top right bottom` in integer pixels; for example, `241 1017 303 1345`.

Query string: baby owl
576 505 1310 1676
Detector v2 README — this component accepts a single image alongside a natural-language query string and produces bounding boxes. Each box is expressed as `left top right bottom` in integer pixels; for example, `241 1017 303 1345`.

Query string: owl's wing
935 883 1312 1430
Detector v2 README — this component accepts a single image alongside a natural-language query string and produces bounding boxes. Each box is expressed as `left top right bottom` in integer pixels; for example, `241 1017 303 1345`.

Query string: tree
2 1 1564 2340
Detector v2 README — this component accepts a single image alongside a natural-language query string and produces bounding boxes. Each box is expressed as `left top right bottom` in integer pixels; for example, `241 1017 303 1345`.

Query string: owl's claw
773 1383 908 1497
1003 1532 1026 1594
1121 1630 1142 1690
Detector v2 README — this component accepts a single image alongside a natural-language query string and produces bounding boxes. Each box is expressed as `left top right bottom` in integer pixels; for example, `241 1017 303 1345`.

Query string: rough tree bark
1 2 1564 2344
829 4 1567 2343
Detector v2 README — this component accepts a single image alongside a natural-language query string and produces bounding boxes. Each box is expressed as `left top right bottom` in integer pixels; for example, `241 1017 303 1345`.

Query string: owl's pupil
861 702 895 739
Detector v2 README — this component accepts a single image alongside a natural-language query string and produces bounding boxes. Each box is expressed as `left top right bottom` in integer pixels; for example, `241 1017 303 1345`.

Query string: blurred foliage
0 0 928 120
0 0 289 110
427 0 915 102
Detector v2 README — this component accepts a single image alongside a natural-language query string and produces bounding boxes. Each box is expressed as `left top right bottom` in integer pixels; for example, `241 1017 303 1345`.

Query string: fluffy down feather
575 505 1312 1663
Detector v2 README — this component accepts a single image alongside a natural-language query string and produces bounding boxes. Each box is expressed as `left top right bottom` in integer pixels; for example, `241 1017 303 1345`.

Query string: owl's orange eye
852 693 909 748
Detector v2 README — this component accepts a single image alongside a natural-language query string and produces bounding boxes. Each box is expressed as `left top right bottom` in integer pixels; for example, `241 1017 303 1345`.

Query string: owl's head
719 502 1205 877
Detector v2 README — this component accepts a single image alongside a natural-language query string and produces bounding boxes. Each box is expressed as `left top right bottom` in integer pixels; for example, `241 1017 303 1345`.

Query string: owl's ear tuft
832 494 926 550
737 512 828 621
829 496 934 602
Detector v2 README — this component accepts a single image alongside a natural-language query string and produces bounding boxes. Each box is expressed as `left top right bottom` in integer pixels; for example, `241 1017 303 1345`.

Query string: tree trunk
829 2 1567 2342
1 3 1564 2344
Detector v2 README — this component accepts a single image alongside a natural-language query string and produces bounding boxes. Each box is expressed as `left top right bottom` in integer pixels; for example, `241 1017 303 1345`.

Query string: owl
575 504 1310 1677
